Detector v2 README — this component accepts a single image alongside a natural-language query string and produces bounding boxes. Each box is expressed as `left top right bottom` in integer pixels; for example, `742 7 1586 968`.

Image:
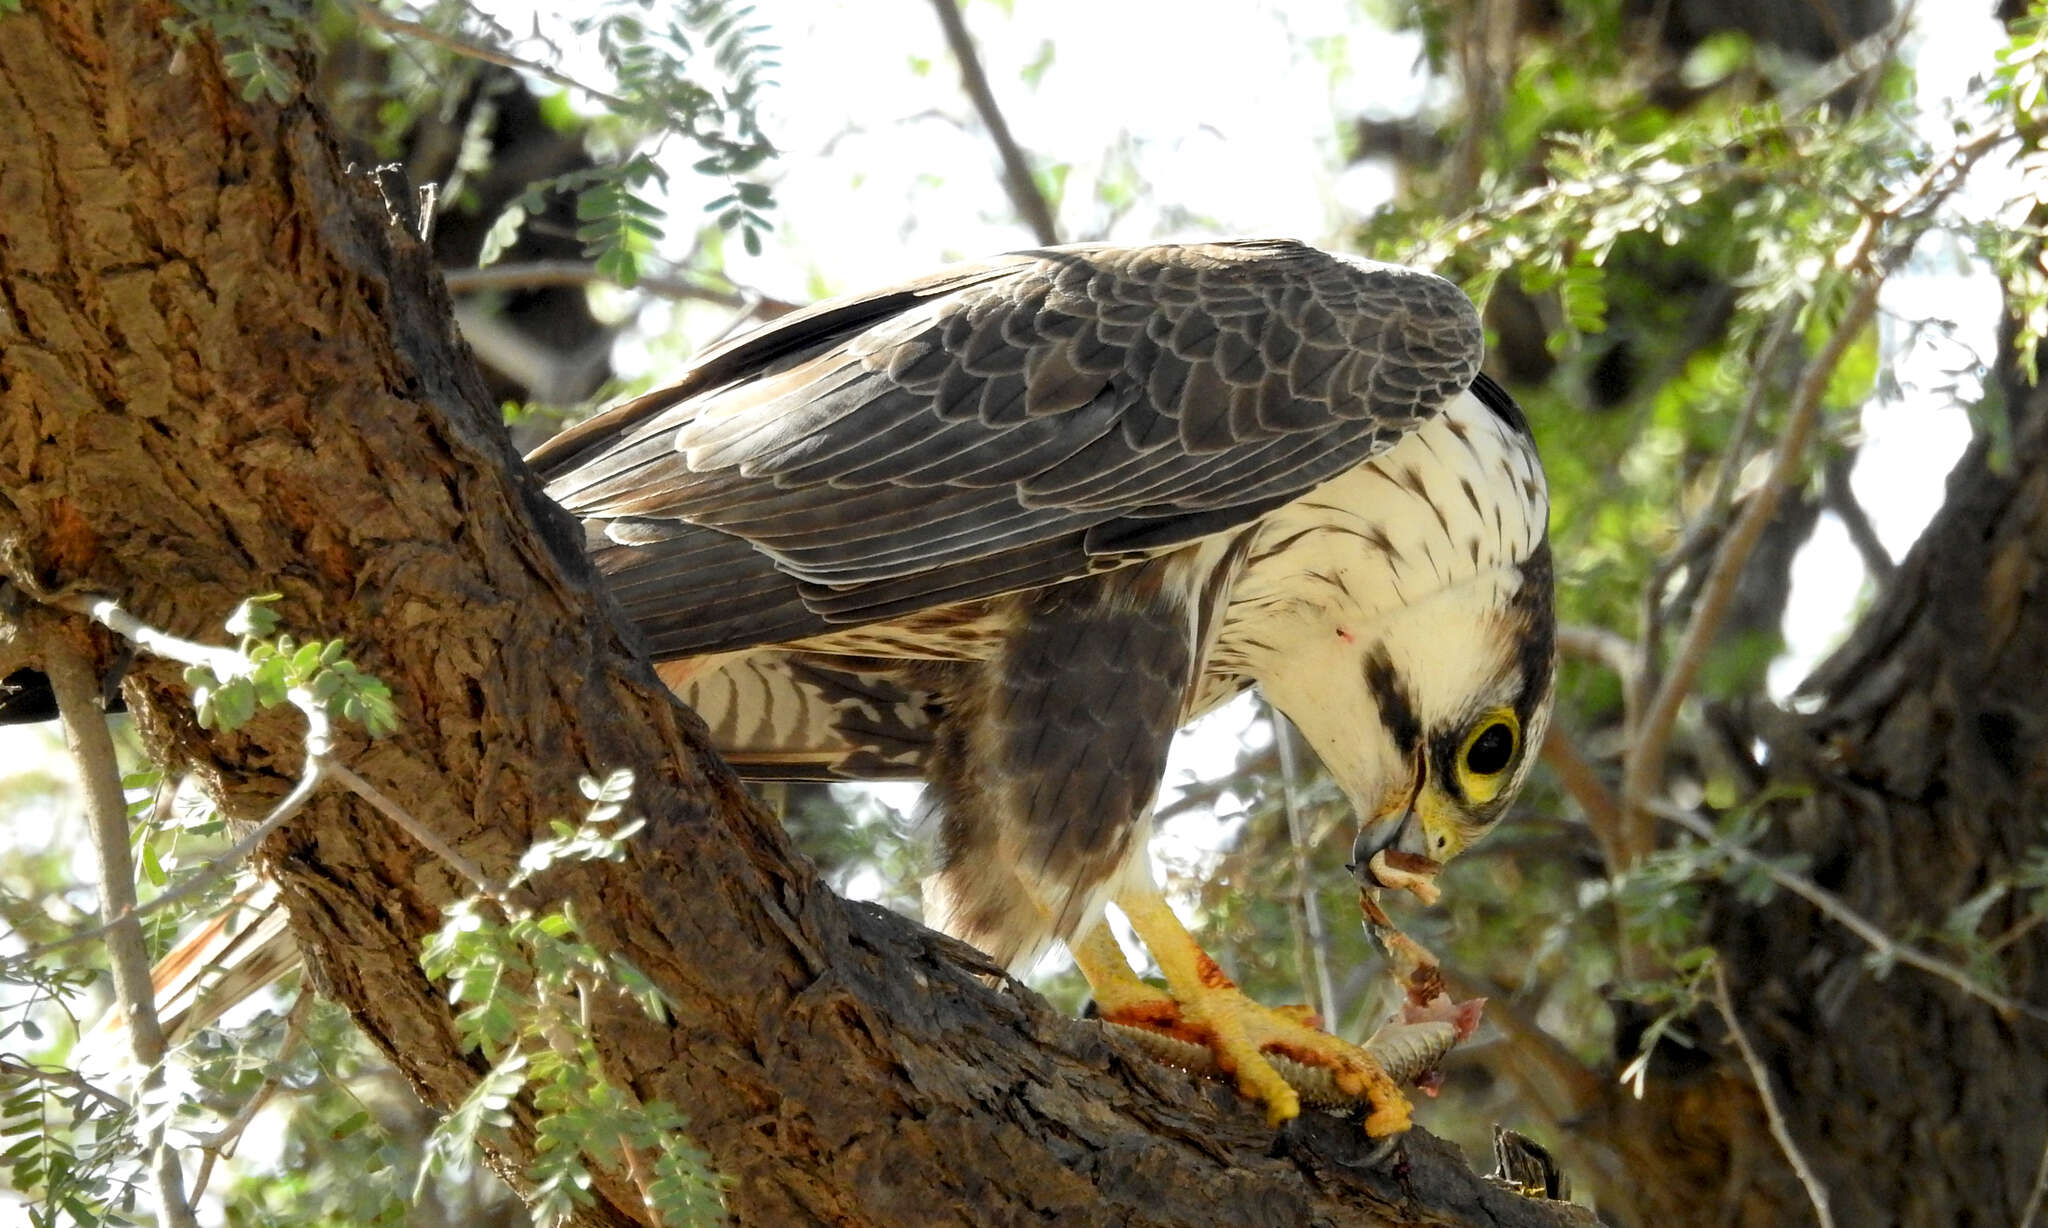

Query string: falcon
527 239 1556 1136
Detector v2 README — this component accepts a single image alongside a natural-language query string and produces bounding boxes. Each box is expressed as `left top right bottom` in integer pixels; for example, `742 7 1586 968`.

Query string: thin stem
326 760 506 900
2021 1123 2048 1228
43 621 201 1228
9 600 328 966
1271 708 1337 1024
1711 961 1836 1228
1652 801 2048 1026
189 994 311 1201
8 732 324 967
926 0 1060 245
1821 450 1896 586
1538 724 1626 873
1620 277 1880 843
57 594 242 676
0 1056 130 1115
346 0 636 114
442 260 800 318
1621 129 2008 835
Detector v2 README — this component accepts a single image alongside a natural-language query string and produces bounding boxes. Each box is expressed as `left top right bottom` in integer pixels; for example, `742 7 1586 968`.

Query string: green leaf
225 594 282 639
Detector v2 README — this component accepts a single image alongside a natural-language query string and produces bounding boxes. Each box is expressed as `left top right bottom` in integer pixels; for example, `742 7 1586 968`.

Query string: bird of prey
527 239 1555 1136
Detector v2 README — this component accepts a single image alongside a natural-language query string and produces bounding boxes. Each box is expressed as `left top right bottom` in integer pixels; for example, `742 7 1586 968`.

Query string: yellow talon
1070 887 1414 1137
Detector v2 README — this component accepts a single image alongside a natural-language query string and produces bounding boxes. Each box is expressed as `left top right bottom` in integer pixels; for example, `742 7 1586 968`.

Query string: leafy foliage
182 596 398 737
12 0 2048 1222
418 769 721 1225
341 0 779 284
164 0 303 104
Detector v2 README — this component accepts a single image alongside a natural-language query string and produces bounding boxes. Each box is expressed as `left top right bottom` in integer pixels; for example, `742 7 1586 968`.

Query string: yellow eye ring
1456 709 1521 803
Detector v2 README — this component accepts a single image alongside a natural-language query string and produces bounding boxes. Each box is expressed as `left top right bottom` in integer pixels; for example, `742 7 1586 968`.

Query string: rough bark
1732 391 2048 1225
0 7 1589 1226
1536 372 2048 1228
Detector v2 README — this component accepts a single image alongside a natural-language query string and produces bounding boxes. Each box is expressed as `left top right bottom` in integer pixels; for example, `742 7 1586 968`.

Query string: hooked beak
1349 778 1459 904
1352 809 1429 873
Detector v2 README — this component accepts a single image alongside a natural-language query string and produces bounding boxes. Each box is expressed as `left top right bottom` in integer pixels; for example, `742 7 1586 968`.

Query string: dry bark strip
0 5 1594 1225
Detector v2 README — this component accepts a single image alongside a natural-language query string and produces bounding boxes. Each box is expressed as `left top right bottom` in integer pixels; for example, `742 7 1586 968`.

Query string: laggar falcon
527 239 1556 1136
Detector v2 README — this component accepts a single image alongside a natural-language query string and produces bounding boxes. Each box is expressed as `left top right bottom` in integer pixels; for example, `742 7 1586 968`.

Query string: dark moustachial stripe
1508 539 1556 728
1363 645 1421 759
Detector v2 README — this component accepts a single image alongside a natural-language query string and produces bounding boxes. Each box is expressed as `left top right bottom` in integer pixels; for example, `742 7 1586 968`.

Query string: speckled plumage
529 239 1555 972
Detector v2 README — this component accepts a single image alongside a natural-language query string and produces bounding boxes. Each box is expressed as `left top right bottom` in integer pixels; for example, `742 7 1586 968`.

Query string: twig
8 762 321 967
1619 128 2007 837
5 634 330 970
0 1056 130 1115
325 760 506 900
56 594 243 679
441 260 801 317
42 619 201 1228
1627 304 1787 865
1711 961 1836 1228
1538 724 1627 874
23 597 514 961
1702 308 1801 535
1620 284 1875 839
188 993 312 1201
346 0 636 114
2021 1122 2048 1228
925 0 1060 245
1555 622 1645 730
1270 707 1337 1024
1651 801 2048 1026
1821 450 1896 586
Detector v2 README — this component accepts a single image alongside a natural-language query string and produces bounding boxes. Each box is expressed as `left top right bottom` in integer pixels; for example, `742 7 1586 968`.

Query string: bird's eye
1454 710 1521 803
1465 723 1515 775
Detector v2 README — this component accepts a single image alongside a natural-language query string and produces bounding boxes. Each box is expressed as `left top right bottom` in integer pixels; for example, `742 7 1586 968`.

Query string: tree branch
1620 127 2007 840
40 619 200 1228
1710 961 1836 1228
346 0 636 115
1821 449 1896 586
1620 281 1875 845
1272 707 1338 1024
441 260 801 318
0 1056 130 1116
1538 723 1627 874
1652 801 2048 1026
926 0 1061 245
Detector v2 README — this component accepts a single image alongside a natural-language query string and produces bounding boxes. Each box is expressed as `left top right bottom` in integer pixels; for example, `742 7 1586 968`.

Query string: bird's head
1259 543 1555 903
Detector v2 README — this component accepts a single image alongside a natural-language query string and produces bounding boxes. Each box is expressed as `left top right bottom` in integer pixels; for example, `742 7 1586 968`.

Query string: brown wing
527 239 1483 658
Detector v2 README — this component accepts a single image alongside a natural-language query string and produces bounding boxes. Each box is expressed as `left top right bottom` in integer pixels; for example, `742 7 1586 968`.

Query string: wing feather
530 239 1483 659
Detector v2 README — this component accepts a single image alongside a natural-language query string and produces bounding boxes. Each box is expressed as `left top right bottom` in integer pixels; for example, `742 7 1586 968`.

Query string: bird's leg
1093 883 1412 1137
1071 922 1191 1035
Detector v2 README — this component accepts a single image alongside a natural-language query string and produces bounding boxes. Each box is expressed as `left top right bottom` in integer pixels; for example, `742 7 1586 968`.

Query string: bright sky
1770 9 2008 697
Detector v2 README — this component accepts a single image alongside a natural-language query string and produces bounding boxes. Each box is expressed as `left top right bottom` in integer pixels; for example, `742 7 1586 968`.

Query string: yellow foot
1071 906 1414 1137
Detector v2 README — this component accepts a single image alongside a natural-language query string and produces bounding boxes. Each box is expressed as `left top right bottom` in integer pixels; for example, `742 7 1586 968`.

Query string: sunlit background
2 1 2035 1220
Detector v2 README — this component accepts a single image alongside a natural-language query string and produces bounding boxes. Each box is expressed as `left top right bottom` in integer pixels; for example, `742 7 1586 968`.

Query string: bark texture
0 7 1589 1226
1535 379 2048 1228
1731 417 2048 1224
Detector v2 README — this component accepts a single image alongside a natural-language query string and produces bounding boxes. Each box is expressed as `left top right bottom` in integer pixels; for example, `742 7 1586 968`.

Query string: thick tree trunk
1724 405 2048 1224
1541 379 2048 1228
0 7 1588 1226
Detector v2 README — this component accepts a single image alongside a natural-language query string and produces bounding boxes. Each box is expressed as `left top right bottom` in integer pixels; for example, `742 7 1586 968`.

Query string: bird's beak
1350 780 1465 904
